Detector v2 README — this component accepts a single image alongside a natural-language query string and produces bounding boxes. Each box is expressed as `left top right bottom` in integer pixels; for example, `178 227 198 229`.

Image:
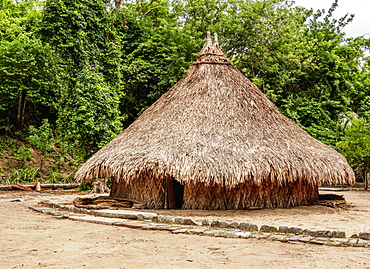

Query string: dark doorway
164 177 184 209
173 180 184 209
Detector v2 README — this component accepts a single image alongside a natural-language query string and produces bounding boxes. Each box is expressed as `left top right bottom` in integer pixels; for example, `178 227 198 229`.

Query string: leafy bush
28 119 55 154
46 171 74 184
78 182 92 192
6 167 40 184
337 117 370 181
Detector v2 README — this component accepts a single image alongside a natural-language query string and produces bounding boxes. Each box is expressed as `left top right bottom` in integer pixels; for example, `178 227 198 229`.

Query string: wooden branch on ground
11 183 34 192
0 183 80 191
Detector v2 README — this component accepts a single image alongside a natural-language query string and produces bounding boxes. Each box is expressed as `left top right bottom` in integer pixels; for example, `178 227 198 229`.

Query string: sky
292 0 370 38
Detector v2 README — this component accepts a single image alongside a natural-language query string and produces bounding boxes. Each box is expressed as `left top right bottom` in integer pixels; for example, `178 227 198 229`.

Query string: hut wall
110 176 166 209
182 178 319 209
110 176 319 209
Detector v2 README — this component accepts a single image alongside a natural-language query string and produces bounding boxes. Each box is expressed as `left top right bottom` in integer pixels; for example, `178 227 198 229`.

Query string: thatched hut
75 33 355 209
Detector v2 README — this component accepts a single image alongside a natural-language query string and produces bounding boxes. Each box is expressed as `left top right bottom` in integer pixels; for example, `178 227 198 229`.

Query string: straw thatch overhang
75 32 355 210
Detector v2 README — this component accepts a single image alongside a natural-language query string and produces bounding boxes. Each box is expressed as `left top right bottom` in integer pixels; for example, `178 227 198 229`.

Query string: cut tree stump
34 182 43 192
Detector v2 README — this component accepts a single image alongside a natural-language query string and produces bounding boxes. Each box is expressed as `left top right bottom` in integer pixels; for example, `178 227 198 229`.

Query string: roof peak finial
206 31 211 41
214 33 218 45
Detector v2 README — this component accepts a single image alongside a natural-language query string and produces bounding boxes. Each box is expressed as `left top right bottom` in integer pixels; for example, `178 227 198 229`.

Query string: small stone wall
32 200 370 248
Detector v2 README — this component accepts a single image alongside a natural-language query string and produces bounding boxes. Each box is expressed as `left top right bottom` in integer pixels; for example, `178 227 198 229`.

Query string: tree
0 0 60 131
57 66 123 157
337 117 370 185
112 2 201 123
41 0 123 158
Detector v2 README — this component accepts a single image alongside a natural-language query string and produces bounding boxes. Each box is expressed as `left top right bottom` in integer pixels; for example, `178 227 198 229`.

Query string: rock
355 239 369 247
219 221 230 228
249 224 259 231
331 230 346 238
211 220 220 227
359 232 370 240
184 218 197 225
230 222 239 228
211 230 227 237
325 241 341 246
269 235 288 242
203 230 216 236
174 217 185 225
310 238 328 245
172 229 188 234
96 209 157 220
260 225 278 233
350 233 359 238
278 226 290 233
114 221 146 229
69 215 127 226
164 216 173 223
238 222 250 230
201 219 209 226
333 238 349 244
251 233 270 239
288 235 302 242
235 232 252 238
289 227 303 234
224 232 238 238
157 215 165 223
303 229 319 237
188 228 207 235
137 214 144 221
298 236 314 243
316 230 331 238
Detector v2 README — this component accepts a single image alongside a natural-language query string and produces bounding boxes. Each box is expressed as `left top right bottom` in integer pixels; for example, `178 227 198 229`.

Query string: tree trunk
17 90 23 127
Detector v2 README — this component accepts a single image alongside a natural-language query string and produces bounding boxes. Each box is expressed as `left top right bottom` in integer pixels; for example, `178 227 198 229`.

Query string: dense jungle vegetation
0 0 369 184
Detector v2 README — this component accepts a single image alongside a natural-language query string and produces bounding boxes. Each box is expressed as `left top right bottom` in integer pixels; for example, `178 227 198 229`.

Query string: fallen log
314 193 349 209
73 196 146 210
0 183 80 191
11 184 34 192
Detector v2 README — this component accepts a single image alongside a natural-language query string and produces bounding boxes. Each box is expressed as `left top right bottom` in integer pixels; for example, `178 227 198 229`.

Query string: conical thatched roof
75 33 354 209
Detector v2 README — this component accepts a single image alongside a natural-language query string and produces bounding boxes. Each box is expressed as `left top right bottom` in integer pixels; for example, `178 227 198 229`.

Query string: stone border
32 201 370 248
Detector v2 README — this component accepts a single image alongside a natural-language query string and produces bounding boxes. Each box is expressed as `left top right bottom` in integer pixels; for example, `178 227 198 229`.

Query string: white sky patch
293 0 370 38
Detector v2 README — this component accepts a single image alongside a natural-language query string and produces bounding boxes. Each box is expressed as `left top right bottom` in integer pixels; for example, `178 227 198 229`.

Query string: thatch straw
75 32 355 209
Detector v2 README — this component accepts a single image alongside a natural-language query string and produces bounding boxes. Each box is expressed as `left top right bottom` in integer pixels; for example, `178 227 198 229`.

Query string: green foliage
0 1 60 129
78 182 92 192
1 0 369 182
41 0 124 158
28 119 55 153
6 167 40 184
15 146 32 162
337 118 370 180
25 119 83 179
57 66 123 158
0 136 19 151
46 171 74 184
121 25 199 119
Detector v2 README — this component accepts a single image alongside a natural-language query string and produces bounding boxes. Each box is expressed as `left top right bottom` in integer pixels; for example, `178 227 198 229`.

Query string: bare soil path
0 191 369 269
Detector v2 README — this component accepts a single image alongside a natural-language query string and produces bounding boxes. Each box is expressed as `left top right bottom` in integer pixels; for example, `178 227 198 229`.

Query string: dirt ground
0 190 369 269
